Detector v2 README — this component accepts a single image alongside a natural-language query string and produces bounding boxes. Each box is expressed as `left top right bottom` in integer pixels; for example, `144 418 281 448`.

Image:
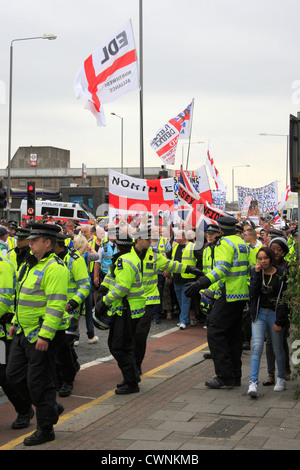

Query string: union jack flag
273 211 280 223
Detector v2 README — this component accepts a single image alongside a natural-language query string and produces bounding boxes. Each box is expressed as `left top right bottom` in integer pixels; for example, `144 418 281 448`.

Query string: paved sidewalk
7 345 300 451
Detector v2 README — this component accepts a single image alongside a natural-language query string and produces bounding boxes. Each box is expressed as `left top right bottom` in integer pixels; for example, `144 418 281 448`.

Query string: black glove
185 266 204 276
67 299 79 312
185 276 211 298
95 298 108 319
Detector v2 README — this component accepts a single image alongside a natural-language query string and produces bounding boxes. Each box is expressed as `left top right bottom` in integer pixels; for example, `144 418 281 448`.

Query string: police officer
54 233 91 397
6 223 70 446
201 224 222 358
0 252 35 430
133 227 202 374
6 227 31 276
94 232 146 395
185 216 249 388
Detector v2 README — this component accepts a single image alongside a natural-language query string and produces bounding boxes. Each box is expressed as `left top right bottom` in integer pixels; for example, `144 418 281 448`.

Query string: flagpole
139 0 144 178
185 98 194 171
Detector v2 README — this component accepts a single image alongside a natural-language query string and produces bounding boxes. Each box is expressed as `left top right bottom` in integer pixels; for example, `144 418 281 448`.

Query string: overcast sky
0 0 299 199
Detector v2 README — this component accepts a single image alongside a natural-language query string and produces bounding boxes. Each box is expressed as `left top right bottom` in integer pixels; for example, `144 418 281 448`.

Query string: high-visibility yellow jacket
0 256 16 340
202 243 222 299
142 247 189 304
13 252 70 343
102 248 146 319
171 242 198 279
62 248 90 307
206 235 250 302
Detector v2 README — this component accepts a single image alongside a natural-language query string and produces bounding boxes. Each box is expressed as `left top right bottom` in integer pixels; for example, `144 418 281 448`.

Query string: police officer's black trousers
6 333 59 430
207 295 246 384
108 312 139 385
0 340 32 415
133 305 153 373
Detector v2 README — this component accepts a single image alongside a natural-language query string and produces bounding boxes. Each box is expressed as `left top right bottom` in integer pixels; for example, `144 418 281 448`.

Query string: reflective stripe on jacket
14 252 70 343
206 235 250 302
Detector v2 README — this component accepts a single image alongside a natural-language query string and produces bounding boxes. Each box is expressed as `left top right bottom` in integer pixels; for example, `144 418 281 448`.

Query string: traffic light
27 182 36 217
0 187 7 209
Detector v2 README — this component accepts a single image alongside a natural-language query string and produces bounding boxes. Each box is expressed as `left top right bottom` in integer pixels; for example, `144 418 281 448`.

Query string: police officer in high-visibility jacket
54 233 91 397
6 227 31 279
6 223 70 446
94 232 146 395
185 217 249 389
0 253 37 430
133 227 202 374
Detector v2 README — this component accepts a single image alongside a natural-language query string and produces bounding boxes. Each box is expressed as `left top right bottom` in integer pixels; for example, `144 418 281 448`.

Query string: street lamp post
232 164 250 204
111 113 124 173
259 133 289 187
6 34 57 220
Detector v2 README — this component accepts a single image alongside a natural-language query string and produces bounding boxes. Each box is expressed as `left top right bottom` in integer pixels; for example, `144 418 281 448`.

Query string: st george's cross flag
206 143 226 193
74 20 139 126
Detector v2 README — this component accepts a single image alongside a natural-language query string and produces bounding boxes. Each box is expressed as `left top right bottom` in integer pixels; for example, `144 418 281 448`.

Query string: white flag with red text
74 20 139 126
150 101 194 165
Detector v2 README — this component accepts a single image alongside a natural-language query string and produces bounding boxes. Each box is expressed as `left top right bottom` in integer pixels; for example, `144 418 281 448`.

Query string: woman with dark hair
247 247 289 398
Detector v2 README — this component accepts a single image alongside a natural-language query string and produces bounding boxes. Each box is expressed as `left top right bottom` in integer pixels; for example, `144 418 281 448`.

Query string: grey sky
0 0 299 199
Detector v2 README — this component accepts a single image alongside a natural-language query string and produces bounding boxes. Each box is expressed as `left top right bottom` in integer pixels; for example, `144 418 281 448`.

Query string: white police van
20 199 95 224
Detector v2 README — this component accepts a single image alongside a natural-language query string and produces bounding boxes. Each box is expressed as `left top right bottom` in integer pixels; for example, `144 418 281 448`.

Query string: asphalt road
76 314 181 368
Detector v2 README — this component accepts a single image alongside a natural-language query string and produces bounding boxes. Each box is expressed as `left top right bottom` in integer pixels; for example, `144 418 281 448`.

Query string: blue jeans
250 307 286 383
173 283 192 326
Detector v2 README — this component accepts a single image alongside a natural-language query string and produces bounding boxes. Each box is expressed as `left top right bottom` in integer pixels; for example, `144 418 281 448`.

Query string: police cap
206 224 220 234
28 223 62 239
15 227 31 240
115 232 135 247
216 216 238 231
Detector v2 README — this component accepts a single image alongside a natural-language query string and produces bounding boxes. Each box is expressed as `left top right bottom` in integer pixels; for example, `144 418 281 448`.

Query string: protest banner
237 181 278 213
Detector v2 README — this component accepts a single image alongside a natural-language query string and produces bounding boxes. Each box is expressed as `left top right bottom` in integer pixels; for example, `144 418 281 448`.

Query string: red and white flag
276 184 291 211
74 20 139 126
150 102 193 165
206 143 226 193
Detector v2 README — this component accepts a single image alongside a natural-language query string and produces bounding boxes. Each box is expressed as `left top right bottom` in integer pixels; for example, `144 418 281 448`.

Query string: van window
41 206 59 216
77 210 88 219
60 208 74 218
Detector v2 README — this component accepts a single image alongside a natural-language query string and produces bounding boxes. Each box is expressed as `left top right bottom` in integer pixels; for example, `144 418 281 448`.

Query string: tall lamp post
259 133 289 187
7 34 57 220
232 164 250 204
111 113 124 173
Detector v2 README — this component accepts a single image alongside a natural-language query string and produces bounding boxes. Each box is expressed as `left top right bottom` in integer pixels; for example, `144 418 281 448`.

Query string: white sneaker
88 336 99 344
248 381 258 398
179 323 186 330
274 378 286 392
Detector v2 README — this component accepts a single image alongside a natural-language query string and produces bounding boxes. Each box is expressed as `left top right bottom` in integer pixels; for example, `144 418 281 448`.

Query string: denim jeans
173 283 192 325
250 307 286 383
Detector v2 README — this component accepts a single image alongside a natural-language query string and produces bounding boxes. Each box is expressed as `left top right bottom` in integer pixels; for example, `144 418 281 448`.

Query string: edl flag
74 20 139 126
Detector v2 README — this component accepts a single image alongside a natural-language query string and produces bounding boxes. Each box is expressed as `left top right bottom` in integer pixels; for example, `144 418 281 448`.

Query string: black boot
11 408 34 430
115 383 139 395
23 427 55 446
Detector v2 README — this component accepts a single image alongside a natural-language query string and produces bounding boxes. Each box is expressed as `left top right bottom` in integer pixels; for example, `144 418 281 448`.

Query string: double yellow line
0 342 208 450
